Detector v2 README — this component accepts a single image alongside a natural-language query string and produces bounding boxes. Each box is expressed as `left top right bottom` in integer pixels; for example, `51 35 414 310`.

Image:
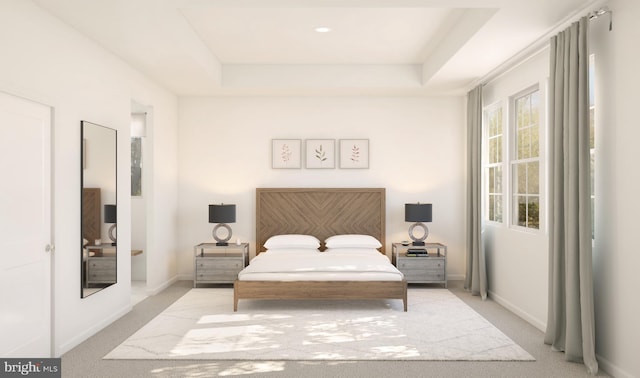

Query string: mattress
237 248 404 281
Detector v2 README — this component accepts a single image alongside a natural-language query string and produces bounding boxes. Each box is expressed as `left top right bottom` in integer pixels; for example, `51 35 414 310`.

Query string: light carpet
104 288 535 361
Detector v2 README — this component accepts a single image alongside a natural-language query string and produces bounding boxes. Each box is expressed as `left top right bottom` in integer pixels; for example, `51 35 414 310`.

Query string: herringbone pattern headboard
256 188 385 253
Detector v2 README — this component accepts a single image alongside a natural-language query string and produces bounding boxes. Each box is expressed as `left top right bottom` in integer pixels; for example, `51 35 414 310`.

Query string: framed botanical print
339 139 369 169
305 139 335 169
272 139 301 169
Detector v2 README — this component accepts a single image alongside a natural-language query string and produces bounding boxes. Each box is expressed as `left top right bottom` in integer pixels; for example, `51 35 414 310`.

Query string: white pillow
264 234 320 249
323 248 380 256
324 234 382 249
265 248 321 255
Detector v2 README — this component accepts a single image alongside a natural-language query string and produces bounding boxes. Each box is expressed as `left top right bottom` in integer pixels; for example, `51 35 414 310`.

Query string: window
485 104 503 222
511 88 540 229
589 54 595 238
483 84 543 231
131 113 146 197
131 137 142 196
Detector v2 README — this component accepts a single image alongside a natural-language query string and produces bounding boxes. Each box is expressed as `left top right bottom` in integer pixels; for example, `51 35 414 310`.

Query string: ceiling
33 0 594 96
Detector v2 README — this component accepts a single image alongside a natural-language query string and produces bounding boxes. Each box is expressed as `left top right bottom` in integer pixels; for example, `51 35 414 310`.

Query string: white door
0 91 52 357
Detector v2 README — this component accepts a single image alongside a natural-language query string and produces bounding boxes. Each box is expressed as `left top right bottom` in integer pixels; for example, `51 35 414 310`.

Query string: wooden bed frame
233 188 407 311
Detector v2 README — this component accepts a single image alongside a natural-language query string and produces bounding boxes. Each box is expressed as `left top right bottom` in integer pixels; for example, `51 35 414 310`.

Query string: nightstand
392 242 447 287
193 243 249 287
85 244 116 285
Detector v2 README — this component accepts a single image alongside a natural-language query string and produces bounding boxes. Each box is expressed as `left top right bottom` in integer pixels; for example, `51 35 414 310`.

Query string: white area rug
104 288 535 361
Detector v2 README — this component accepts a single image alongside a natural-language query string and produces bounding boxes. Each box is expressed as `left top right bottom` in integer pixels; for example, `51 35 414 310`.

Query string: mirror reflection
81 120 117 297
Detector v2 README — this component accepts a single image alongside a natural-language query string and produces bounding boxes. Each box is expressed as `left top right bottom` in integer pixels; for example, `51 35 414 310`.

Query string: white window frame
483 101 506 225
508 84 545 232
482 82 546 232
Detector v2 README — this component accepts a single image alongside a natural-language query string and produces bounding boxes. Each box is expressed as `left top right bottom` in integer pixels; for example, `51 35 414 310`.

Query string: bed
233 188 407 311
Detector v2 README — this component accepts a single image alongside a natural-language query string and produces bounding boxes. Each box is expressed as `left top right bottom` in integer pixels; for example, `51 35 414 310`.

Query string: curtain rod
467 0 611 91
589 6 612 31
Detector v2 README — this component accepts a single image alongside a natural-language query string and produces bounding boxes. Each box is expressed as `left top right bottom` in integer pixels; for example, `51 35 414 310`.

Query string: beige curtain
464 85 487 299
545 17 598 375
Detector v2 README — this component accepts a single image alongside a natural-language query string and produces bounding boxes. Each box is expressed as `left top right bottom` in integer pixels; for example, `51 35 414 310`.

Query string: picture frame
272 139 301 169
339 139 369 169
305 139 335 169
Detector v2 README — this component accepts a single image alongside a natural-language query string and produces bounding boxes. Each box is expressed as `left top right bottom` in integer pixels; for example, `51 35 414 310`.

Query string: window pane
514 163 526 194
131 137 142 197
516 196 527 227
590 107 595 149
516 97 524 127
495 165 502 192
489 196 495 220
489 138 497 163
531 126 539 158
518 128 531 159
591 151 595 196
527 162 539 194
522 95 531 126
531 93 540 125
495 195 503 222
488 167 495 192
496 135 502 162
528 196 540 229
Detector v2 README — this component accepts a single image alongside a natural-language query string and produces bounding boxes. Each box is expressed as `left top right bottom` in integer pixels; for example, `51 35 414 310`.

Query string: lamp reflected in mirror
104 204 117 246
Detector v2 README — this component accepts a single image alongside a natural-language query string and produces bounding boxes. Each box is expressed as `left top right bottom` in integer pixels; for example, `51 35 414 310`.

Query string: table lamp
405 203 432 246
104 204 117 246
209 204 236 246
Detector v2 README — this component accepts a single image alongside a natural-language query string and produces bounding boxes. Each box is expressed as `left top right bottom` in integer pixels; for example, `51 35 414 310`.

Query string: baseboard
146 275 178 296
595 353 632 378
487 289 546 332
56 302 131 356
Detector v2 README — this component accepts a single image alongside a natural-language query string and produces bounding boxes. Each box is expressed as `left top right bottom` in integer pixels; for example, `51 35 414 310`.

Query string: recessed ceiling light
315 27 331 33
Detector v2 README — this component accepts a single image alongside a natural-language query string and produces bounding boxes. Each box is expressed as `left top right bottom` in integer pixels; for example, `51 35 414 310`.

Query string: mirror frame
81 120 117 298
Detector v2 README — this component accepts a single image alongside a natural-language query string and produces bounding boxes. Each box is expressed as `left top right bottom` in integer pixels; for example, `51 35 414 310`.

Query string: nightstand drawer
397 258 444 270
196 258 244 272
401 270 445 282
87 258 116 282
195 271 240 282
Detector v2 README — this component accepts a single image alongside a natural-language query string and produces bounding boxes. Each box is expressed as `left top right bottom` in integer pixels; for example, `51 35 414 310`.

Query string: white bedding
237 248 404 281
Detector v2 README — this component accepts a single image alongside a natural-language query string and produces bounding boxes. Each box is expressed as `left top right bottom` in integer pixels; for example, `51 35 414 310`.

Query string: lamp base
408 222 429 245
108 224 117 247
212 223 233 245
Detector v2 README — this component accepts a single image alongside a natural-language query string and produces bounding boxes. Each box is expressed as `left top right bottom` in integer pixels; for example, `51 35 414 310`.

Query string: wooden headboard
256 188 385 253
82 187 101 244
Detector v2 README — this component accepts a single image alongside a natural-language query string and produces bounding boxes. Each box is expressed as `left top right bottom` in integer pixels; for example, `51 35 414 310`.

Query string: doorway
130 101 150 305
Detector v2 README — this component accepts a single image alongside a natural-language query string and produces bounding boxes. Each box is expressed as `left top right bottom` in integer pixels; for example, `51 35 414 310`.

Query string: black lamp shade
104 204 117 223
405 203 432 222
209 204 236 224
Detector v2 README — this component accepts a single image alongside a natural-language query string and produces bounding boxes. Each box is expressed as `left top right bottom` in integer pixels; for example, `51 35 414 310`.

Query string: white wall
592 1 640 377
131 196 147 281
481 50 550 329
177 96 466 279
0 0 178 356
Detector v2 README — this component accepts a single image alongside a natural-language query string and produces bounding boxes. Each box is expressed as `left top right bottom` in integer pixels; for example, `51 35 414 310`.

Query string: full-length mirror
81 121 117 298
